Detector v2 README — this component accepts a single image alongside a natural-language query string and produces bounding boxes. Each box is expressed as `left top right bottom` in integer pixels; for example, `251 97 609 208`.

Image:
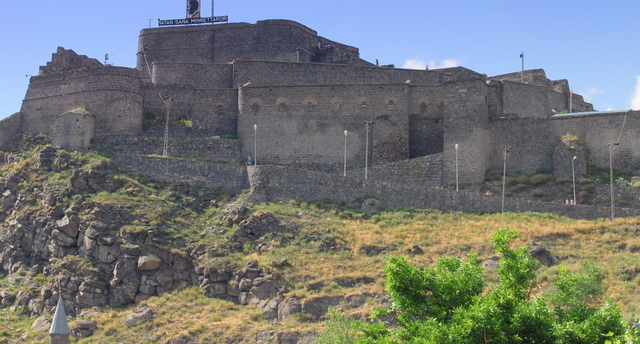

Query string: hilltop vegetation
1 138 640 343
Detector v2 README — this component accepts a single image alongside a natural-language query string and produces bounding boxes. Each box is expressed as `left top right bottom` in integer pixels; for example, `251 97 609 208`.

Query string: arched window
387 100 395 110
420 102 427 113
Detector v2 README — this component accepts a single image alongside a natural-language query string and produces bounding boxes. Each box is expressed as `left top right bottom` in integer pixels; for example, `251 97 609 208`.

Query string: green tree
350 228 625 344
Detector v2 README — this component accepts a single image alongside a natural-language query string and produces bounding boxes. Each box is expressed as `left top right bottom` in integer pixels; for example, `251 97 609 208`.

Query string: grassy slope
1 143 640 343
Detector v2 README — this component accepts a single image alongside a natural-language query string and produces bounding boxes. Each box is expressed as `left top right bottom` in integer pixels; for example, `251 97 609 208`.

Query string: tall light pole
455 143 459 191
364 121 373 180
253 124 257 166
572 156 577 205
343 130 348 177
501 147 510 214
609 142 619 221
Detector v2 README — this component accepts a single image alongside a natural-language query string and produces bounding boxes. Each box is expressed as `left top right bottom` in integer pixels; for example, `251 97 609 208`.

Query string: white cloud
402 57 427 70
581 87 603 103
631 75 640 110
402 57 460 70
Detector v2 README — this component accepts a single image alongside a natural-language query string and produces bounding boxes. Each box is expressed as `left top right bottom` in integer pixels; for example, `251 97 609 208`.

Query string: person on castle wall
248 155 252 166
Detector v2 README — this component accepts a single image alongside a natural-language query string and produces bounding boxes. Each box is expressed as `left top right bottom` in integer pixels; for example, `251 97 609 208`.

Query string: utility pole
520 52 524 83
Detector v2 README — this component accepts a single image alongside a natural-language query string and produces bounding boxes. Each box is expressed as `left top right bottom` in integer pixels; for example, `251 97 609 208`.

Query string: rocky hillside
1 136 640 343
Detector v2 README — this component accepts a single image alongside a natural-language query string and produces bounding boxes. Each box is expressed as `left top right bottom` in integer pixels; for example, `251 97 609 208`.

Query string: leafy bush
532 189 545 197
531 173 550 185
349 229 626 344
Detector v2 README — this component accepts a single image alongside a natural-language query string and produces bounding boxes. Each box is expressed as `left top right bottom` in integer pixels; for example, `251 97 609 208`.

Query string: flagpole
570 88 573 113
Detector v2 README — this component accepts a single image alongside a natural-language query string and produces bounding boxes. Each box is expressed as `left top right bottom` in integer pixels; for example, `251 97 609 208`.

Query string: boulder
51 229 77 247
301 301 322 320
277 298 302 320
529 245 557 267
137 256 162 271
56 215 80 238
275 331 301 344
249 280 281 302
31 316 51 331
124 306 154 327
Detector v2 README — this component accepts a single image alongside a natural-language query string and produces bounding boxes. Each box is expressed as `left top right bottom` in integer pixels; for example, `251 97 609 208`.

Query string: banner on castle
158 16 228 26
187 0 201 19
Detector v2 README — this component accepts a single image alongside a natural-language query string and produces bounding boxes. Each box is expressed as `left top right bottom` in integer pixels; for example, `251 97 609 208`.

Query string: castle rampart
21 62 143 138
137 19 363 76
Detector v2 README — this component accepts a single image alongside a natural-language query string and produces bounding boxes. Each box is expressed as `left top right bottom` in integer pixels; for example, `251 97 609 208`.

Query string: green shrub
532 189 545 198
530 174 550 185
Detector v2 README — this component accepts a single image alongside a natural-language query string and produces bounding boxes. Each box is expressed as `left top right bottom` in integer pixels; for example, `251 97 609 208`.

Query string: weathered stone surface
96 244 119 264
137 256 162 271
529 245 557 267
56 215 80 238
275 331 301 344
72 319 98 339
263 299 280 320
346 294 369 308
31 316 51 331
277 298 302 320
249 280 281 302
301 300 321 320
51 229 77 247
124 306 154 327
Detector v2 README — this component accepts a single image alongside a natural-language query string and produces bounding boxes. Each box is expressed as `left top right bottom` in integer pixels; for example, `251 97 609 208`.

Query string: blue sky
1 0 639 120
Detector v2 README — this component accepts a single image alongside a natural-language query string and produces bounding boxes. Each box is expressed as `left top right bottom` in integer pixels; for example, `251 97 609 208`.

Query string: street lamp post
343 130 348 177
455 143 459 191
572 156 577 205
253 124 257 166
501 147 510 214
609 142 619 221
364 121 373 180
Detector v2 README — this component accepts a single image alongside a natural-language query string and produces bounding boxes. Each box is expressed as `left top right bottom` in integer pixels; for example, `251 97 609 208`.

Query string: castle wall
488 119 554 174
52 112 95 150
151 62 233 88
439 79 492 185
93 135 243 165
500 81 565 118
20 66 143 137
246 165 640 220
551 111 640 171
237 84 409 172
112 155 249 192
0 113 23 148
231 60 479 88
137 20 363 73
141 85 238 136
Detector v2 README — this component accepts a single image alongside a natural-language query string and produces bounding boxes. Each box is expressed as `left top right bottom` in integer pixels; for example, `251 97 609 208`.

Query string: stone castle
2 19 639 217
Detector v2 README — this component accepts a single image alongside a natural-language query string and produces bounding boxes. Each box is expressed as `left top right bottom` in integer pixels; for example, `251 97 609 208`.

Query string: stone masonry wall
440 79 492 185
231 60 480 89
500 82 564 118
137 20 363 74
151 62 233 88
237 84 409 171
112 155 249 193
140 85 238 137
246 165 640 220
551 111 640 171
488 118 554 174
21 66 143 137
93 136 243 165
0 113 23 148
